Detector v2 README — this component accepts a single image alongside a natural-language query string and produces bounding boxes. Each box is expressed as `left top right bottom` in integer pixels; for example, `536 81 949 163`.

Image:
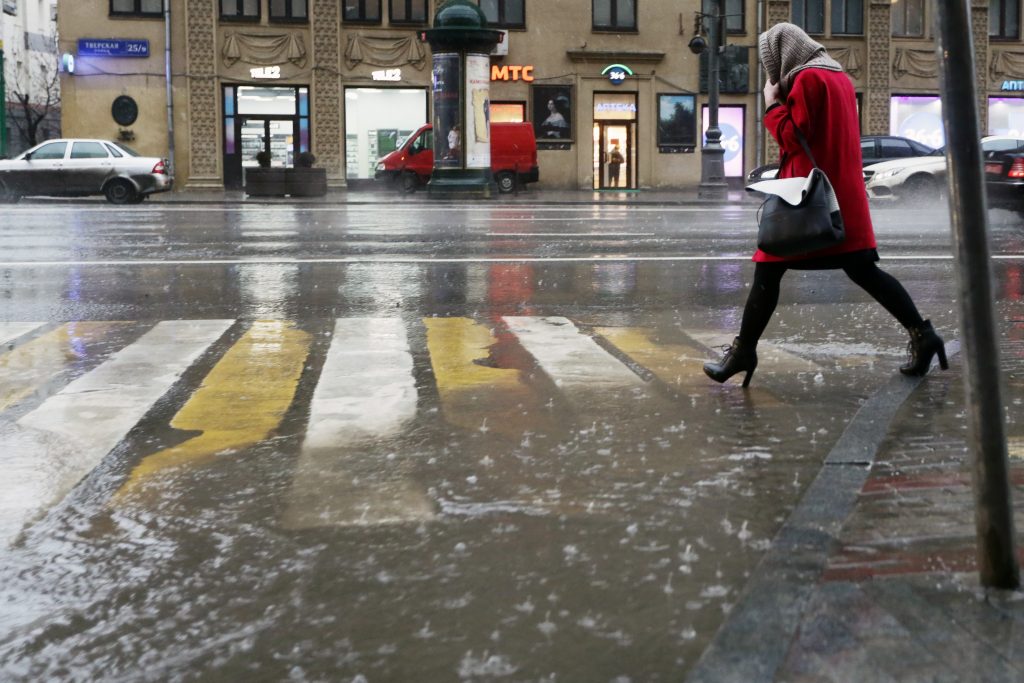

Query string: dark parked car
0 139 172 204
985 153 1024 216
747 135 935 182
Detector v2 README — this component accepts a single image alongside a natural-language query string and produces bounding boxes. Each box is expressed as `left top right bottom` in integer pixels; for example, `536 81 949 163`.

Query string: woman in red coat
704 22 947 386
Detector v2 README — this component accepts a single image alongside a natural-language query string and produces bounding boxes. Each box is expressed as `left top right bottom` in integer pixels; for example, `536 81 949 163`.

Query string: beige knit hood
758 22 843 93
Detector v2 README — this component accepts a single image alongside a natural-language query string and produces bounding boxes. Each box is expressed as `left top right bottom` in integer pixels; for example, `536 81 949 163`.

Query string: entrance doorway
223 85 310 189
593 92 637 190
594 122 632 189
240 118 296 169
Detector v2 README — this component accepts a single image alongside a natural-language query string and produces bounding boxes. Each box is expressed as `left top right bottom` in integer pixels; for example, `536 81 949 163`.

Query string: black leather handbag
747 124 845 258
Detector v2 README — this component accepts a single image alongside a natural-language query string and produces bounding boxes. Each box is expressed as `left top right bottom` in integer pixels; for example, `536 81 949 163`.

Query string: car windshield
108 142 141 157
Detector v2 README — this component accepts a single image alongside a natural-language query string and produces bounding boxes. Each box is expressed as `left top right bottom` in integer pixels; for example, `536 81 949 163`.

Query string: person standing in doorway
703 22 947 387
608 145 624 187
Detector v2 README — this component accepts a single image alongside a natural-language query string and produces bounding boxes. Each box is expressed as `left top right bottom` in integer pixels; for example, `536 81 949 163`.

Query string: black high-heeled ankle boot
900 320 948 376
704 337 758 387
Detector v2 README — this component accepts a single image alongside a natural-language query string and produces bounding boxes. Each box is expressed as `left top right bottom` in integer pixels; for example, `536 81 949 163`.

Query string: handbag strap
788 119 819 169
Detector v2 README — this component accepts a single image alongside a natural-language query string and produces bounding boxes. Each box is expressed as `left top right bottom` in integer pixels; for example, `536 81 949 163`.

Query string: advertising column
465 54 491 170
432 53 462 169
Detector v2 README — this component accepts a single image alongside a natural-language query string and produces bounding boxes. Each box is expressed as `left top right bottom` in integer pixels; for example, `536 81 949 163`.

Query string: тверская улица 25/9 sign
78 39 150 58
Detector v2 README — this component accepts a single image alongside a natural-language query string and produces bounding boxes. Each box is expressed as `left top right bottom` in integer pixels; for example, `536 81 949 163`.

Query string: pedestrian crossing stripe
116 321 310 499
0 317 901 541
0 322 45 346
1 320 233 546
0 322 134 413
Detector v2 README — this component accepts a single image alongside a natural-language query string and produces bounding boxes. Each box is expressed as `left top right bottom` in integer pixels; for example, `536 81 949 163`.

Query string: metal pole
164 0 175 177
698 0 727 199
0 39 7 159
934 0 1020 589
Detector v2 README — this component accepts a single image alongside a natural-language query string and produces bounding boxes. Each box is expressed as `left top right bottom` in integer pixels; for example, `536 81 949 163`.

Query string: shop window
831 0 863 35
491 101 525 123
593 0 636 32
701 0 744 34
479 0 525 29
344 0 381 23
891 0 924 38
390 0 427 24
110 0 163 17
791 0 824 35
270 0 308 21
220 0 260 21
991 0 1021 40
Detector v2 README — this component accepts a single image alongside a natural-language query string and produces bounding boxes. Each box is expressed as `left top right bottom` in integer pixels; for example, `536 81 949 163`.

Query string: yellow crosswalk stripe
424 317 551 438
596 326 786 405
116 321 310 498
0 322 133 413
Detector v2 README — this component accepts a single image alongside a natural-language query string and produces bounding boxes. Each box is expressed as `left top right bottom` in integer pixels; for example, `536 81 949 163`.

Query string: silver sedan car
0 139 172 204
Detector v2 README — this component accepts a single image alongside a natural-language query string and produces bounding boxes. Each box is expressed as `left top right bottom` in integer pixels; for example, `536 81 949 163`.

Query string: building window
270 0 308 21
491 101 525 123
791 0 824 34
479 0 524 29
2 0 16 17
110 0 163 17
220 0 260 20
593 0 636 31
832 0 863 35
701 0 744 34
391 0 427 24
344 0 381 22
991 0 1021 40
891 0 924 37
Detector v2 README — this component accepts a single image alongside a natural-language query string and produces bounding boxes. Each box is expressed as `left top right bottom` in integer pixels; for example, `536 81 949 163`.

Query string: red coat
756 68 877 262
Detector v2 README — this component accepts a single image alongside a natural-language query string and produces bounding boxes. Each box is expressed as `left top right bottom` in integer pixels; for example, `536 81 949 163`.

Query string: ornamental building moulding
991 50 1024 82
222 32 308 68
893 47 937 80
344 34 427 71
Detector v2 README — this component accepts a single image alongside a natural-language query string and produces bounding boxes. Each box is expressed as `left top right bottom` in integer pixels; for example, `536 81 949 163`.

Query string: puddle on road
0 315 889 682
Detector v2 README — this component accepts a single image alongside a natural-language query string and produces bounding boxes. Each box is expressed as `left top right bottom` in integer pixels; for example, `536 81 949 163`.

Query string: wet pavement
0 197 1021 681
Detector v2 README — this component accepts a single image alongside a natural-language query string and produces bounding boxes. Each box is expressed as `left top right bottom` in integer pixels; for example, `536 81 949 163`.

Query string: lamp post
0 38 7 159
694 0 727 200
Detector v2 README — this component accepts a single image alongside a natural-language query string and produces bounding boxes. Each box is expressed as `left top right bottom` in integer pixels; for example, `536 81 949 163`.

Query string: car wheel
496 171 516 194
902 175 942 205
401 172 418 194
0 179 20 204
104 179 138 205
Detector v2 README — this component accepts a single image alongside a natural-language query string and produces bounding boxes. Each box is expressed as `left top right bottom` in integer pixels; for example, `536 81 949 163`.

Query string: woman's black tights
738 261 925 346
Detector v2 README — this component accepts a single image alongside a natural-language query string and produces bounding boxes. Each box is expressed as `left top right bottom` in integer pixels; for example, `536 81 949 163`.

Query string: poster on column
432 53 462 168
465 54 491 169
701 105 745 178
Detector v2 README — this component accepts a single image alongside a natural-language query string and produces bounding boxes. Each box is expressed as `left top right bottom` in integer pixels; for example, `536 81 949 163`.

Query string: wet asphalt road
0 200 1021 681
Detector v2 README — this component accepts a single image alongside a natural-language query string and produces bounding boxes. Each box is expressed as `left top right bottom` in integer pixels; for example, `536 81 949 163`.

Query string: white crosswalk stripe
0 322 45 346
1 320 233 545
282 318 431 528
503 316 647 391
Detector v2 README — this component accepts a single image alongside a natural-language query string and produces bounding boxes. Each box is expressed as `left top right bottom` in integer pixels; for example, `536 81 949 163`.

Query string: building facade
2 0 60 157
56 1 1024 191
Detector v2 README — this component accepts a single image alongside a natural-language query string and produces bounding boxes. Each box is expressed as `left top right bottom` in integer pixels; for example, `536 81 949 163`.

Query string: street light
691 1 728 200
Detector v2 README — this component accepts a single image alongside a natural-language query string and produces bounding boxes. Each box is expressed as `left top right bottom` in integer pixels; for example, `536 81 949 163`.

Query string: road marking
503 316 647 392
425 317 552 439
0 322 45 346
283 318 430 528
0 322 134 413
116 321 310 499
0 320 232 546
1 254 1012 267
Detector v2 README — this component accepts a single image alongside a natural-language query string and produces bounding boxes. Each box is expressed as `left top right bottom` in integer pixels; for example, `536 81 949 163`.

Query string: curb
685 340 962 683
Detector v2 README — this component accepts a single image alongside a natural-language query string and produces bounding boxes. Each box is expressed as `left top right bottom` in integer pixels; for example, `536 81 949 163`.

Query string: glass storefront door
593 92 637 190
240 119 296 170
223 85 310 189
344 88 428 186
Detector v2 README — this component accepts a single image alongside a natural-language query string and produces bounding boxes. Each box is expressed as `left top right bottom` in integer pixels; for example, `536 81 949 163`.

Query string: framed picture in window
532 85 573 142
657 93 697 152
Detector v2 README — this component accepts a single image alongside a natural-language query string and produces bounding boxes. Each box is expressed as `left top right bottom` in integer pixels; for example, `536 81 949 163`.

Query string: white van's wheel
496 172 516 194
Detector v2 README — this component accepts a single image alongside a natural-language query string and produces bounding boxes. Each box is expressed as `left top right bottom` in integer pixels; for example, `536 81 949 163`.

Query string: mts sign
491 65 534 82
